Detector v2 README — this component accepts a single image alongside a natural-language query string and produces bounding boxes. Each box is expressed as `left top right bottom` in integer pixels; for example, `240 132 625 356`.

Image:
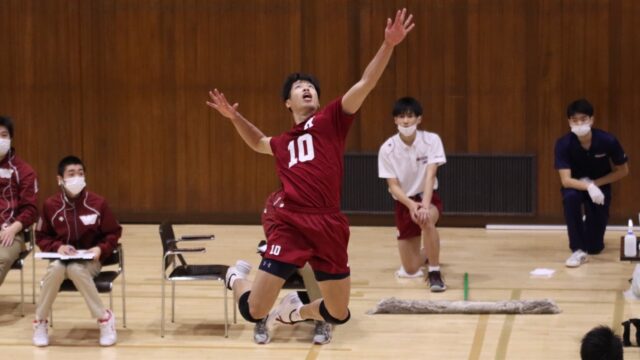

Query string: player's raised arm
341 8 415 115
206 89 272 155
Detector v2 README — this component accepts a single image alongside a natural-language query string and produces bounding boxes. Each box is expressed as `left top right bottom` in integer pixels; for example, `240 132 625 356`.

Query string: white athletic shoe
312 321 332 345
32 320 49 347
273 292 303 325
98 309 117 346
225 260 252 290
253 317 271 344
565 250 588 268
395 266 425 279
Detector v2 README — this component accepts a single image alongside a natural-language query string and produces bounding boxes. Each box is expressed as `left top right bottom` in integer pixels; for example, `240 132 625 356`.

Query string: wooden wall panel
1 0 639 225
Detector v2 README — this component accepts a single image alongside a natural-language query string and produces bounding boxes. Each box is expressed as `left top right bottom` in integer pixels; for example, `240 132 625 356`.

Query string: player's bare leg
422 205 445 292
271 277 351 327
227 262 286 321
397 237 427 276
298 265 333 344
422 205 440 266
302 278 350 320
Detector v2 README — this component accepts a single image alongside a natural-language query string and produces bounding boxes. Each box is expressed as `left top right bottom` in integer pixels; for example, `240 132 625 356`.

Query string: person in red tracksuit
0 116 38 288
32 156 122 347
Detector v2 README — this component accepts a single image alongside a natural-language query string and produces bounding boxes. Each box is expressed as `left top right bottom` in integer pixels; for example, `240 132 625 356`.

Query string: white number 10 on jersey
287 134 315 168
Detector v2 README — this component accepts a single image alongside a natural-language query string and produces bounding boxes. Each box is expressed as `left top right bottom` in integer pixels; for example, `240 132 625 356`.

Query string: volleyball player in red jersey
207 9 414 338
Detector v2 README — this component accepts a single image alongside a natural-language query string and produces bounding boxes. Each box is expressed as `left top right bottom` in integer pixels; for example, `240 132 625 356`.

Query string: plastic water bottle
624 219 637 257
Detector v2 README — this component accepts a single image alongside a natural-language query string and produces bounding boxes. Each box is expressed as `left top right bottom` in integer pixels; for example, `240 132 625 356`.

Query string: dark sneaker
312 321 332 345
427 271 446 292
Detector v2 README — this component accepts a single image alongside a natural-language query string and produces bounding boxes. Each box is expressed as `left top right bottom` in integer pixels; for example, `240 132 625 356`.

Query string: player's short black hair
281 73 321 101
58 155 85 176
567 98 594 118
0 116 15 138
580 326 623 360
392 97 423 117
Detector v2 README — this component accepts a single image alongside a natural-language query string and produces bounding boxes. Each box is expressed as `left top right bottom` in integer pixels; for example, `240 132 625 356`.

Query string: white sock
428 266 440 272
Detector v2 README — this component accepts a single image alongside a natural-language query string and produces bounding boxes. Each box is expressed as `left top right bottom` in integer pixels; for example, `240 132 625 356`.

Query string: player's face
394 112 421 127
286 80 320 113
567 113 593 127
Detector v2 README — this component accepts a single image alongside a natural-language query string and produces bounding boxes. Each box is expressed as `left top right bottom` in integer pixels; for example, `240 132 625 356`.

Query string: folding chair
159 221 230 337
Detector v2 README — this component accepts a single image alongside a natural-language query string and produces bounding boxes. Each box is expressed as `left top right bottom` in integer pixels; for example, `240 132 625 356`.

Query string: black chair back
102 243 123 267
159 221 187 270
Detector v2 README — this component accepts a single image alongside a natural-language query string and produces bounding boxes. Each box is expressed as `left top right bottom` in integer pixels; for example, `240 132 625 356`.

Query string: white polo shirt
378 130 446 197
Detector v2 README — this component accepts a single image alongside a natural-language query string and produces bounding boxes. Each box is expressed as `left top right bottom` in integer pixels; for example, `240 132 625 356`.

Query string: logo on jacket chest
0 168 14 179
79 214 98 225
57 213 99 225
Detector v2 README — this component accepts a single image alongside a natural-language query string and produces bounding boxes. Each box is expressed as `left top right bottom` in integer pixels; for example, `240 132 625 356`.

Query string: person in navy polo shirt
554 99 629 268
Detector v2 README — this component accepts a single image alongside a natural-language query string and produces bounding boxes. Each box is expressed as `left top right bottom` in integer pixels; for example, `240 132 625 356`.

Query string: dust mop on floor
367 298 561 315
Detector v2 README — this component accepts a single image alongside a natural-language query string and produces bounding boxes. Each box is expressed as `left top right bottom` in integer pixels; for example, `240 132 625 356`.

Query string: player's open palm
206 89 239 120
385 8 415 47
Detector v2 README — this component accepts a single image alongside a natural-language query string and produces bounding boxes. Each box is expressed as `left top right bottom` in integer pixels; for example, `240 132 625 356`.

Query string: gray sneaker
253 318 270 344
312 321 332 345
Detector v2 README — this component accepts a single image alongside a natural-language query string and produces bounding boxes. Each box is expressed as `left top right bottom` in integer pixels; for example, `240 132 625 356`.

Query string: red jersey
36 190 122 263
0 149 38 227
269 98 355 211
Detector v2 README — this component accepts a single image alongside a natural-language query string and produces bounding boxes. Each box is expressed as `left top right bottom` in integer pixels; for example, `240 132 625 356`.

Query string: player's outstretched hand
385 8 415 47
206 89 240 120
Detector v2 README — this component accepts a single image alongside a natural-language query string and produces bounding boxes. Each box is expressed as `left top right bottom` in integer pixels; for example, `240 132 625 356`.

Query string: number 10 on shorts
268 244 282 256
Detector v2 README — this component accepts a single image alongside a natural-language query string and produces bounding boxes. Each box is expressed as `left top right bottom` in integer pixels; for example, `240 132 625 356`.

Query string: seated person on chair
253 189 332 345
0 116 38 290
33 156 122 347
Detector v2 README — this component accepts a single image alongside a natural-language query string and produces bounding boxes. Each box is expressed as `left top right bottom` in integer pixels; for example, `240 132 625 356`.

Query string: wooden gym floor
0 224 638 359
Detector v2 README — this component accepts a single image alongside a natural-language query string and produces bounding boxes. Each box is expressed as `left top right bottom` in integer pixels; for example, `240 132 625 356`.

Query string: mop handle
464 272 469 301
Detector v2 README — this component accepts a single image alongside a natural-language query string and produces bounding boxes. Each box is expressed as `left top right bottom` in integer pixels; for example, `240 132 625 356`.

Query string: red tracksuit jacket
36 190 122 263
0 149 38 228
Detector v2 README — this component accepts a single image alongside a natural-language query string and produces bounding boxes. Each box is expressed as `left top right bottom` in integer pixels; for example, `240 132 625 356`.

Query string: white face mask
397 124 417 137
571 123 591 137
63 176 86 196
0 138 11 157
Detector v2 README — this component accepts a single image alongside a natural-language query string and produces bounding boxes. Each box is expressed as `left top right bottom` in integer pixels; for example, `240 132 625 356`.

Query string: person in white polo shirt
378 97 447 292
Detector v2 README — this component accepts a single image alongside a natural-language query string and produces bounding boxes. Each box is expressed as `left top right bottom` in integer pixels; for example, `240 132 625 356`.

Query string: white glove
586 183 605 205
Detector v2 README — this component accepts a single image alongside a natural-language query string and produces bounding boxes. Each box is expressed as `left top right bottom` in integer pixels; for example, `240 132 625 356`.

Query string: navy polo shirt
554 128 628 180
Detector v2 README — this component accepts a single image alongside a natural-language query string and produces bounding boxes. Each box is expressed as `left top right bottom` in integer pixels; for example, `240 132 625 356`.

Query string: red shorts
261 190 284 239
394 192 443 240
262 200 350 276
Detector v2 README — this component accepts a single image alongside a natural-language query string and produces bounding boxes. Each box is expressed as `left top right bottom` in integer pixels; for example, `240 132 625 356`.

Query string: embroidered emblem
0 168 13 179
79 214 98 225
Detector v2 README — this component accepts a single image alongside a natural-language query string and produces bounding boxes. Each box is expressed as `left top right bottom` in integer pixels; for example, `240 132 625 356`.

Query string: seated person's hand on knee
88 246 102 260
0 223 19 247
416 206 430 228
409 203 421 224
